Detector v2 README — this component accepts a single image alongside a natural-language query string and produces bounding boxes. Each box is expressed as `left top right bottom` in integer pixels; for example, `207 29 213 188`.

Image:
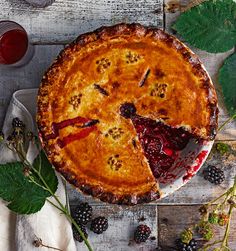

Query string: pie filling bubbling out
120 102 200 178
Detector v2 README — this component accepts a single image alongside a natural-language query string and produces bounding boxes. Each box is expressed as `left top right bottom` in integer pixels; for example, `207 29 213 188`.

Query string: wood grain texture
158 205 236 250
0 0 163 44
70 204 158 251
0 45 63 127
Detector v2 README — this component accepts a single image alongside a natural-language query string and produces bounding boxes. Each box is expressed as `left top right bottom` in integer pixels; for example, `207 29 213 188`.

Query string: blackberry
90 216 108 234
134 224 151 243
72 224 88 242
72 202 92 225
12 117 25 129
203 165 225 185
120 102 136 118
175 238 197 251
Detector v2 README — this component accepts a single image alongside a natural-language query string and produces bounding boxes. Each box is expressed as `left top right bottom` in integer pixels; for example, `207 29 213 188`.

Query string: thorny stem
35 167 93 251
12 142 93 251
221 204 234 248
221 183 236 248
46 199 65 214
63 179 69 211
201 239 223 250
207 190 229 206
202 178 236 250
218 114 236 132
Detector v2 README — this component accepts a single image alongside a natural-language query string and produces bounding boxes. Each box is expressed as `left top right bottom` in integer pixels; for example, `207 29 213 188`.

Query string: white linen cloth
0 89 77 251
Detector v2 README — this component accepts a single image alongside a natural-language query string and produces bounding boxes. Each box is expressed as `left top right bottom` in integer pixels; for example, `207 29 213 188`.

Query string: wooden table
0 0 235 250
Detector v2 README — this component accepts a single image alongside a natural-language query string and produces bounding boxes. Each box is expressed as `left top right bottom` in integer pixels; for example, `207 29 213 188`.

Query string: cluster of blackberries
156 239 198 250
12 117 25 129
2 117 26 146
175 239 198 251
72 202 108 242
203 165 225 185
134 224 151 244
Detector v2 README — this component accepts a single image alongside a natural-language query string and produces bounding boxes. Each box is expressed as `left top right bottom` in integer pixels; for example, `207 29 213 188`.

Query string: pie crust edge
37 23 218 205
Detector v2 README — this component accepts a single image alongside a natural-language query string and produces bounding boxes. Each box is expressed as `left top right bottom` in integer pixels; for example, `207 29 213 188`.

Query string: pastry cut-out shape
37 23 218 205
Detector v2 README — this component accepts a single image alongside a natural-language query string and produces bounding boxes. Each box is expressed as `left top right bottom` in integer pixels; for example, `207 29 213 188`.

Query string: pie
37 23 218 205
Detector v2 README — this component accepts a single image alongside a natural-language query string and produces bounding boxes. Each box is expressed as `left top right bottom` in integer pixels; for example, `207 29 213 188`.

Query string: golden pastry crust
37 23 218 205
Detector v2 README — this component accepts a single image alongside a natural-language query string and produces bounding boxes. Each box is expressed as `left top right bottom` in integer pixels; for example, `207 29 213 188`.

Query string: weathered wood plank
68 141 236 205
0 0 163 44
70 204 158 251
158 205 236 250
0 45 63 127
164 0 236 141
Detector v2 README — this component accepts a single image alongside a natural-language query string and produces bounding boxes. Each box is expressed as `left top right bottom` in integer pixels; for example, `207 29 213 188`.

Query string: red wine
0 29 28 64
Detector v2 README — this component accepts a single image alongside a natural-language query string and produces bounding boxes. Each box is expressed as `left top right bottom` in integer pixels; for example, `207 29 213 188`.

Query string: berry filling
120 103 198 178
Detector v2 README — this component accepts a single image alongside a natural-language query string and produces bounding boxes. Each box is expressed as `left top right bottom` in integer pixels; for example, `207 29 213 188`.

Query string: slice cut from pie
119 102 200 179
37 23 218 205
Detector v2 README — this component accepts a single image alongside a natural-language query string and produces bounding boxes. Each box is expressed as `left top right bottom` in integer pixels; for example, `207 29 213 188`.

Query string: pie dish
37 23 218 205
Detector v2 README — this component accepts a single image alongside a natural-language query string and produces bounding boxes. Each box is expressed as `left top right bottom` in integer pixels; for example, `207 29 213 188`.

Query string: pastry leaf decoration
172 0 236 53
218 52 236 116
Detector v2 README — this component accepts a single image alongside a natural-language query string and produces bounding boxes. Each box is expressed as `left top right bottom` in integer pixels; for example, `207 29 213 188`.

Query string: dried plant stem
40 244 62 251
33 237 63 251
201 240 223 250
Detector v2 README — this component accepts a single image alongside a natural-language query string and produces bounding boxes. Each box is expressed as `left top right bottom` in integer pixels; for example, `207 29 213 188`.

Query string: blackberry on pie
37 23 218 205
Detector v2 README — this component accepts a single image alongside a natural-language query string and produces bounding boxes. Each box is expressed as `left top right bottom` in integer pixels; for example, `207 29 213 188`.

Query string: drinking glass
0 21 34 67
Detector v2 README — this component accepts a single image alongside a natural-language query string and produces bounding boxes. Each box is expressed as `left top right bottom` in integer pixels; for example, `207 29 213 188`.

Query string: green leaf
0 162 48 214
33 151 58 194
172 0 236 53
218 52 236 116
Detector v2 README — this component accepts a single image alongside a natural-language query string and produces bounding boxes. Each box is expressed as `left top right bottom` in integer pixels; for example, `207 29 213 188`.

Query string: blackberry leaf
0 162 48 214
218 52 236 116
172 0 236 53
32 150 58 194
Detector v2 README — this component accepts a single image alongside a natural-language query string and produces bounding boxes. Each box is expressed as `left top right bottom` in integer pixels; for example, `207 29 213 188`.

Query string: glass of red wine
0 21 34 67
